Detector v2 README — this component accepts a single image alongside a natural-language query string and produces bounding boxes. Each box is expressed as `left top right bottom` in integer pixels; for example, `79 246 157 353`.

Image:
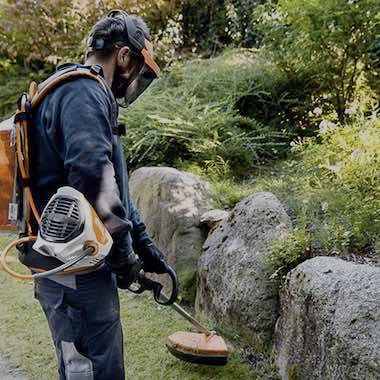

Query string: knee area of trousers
60 341 94 380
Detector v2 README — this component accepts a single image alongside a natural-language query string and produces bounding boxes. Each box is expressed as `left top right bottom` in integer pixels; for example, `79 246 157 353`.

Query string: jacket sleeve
57 79 133 261
128 198 152 249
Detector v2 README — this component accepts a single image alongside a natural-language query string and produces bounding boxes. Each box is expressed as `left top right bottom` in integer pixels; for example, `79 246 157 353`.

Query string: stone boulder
129 167 212 273
276 257 380 380
200 209 229 230
196 192 292 350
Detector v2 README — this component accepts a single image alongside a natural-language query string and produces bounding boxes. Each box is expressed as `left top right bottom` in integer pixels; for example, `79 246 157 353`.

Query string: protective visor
120 38 160 106
126 63 157 105
107 9 160 78
87 10 161 106
86 36 160 79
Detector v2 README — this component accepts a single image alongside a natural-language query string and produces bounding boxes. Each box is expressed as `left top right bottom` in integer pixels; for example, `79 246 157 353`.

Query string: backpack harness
0 64 112 279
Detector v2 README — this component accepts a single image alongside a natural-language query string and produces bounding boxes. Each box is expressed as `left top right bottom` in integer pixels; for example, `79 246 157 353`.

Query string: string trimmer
1 186 229 366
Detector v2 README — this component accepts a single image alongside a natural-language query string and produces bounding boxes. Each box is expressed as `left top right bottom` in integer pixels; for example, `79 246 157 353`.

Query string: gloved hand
106 251 141 289
134 242 169 274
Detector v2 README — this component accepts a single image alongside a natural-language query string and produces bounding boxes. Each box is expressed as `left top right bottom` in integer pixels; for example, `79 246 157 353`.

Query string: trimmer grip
128 264 179 306
158 265 178 305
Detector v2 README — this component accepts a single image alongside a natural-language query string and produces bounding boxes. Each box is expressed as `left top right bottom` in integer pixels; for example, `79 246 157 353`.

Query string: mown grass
0 236 254 380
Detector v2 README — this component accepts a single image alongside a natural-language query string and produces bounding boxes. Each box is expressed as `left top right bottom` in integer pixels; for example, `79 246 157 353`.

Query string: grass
0 235 254 380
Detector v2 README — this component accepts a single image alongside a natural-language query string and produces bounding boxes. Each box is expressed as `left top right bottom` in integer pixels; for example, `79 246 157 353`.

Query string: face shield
121 38 159 107
125 63 157 106
87 10 160 107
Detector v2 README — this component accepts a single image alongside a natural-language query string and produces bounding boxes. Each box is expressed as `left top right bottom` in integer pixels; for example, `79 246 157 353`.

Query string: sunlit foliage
255 0 379 124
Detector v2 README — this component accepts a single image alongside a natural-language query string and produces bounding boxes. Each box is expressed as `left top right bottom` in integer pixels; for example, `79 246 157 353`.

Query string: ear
116 46 130 67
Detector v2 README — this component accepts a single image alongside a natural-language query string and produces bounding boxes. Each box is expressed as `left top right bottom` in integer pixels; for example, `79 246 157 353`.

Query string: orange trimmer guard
166 331 229 366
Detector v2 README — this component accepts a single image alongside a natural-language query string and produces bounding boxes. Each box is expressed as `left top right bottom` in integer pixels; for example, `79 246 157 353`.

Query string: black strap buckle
90 64 103 76
21 177 31 187
112 123 126 136
17 92 31 111
16 93 32 124
14 112 31 123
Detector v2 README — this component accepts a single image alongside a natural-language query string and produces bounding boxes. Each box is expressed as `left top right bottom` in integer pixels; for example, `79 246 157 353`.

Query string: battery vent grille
40 196 84 243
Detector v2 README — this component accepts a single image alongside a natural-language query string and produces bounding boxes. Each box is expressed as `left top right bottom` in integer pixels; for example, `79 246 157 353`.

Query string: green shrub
225 0 264 47
0 64 48 119
268 229 312 280
255 0 379 124
242 116 380 277
0 0 178 67
186 117 379 277
0 0 264 70
0 74 27 119
121 49 293 177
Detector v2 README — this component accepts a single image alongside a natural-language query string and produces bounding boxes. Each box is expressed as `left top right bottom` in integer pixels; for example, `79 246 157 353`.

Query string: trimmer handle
128 264 178 306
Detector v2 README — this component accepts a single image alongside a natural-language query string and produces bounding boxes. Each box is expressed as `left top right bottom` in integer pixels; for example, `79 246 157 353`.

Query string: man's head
86 10 160 106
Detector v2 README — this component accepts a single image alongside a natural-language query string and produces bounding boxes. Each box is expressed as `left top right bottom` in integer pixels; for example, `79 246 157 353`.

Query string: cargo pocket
61 341 94 380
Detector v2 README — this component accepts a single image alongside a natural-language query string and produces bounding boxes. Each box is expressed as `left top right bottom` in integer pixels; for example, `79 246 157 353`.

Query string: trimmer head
166 331 229 366
128 262 230 366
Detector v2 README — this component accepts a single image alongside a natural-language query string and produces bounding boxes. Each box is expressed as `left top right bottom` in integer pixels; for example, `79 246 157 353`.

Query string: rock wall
129 167 379 379
196 192 292 350
276 257 380 380
129 167 212 273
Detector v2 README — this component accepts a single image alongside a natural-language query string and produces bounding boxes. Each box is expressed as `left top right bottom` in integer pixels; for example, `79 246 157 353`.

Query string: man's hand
106 251 141 289
134 242 169 274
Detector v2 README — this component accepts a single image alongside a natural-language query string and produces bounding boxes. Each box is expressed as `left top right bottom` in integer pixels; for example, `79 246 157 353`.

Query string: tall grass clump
121 49 294 178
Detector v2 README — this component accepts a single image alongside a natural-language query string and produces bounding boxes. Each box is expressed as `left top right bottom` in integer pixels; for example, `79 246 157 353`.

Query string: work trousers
34 266 125 380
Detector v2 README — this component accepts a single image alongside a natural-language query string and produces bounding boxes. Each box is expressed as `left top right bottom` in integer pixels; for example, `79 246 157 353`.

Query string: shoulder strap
13 65 108 235
31 65 107 109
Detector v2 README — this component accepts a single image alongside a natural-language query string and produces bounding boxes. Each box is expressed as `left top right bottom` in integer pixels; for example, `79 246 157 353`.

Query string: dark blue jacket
24 63 149 268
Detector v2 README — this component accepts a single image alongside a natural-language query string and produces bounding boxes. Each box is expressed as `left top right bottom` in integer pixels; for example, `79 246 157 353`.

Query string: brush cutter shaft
125 262 229 365
158 293 212 336
171 302 211 336
129 264 212 334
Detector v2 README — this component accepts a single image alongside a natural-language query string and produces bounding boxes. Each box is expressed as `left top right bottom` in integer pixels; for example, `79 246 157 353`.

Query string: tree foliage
0 0 158 68
0 0 266 69
255 0 379 124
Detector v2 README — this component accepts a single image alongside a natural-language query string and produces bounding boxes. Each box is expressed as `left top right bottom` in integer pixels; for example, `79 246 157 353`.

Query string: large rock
200 209 229 230
276 257 380 380
129 167 212 273
196 192 292 350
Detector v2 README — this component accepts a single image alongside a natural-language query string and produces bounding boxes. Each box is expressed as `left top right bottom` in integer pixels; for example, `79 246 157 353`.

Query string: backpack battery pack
0 117 19 232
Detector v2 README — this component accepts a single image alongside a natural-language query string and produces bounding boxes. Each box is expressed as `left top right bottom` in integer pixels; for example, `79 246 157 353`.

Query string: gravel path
0 355 28 380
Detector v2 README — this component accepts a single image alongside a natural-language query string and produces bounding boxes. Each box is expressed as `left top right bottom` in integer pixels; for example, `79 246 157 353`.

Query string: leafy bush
0 0 266 71
1 0 95 67
225 0 264 47
255 0 379 124
121 49 293 177
0 72 27 118
248 117 380 277
151 0 266 58
0 63 48 119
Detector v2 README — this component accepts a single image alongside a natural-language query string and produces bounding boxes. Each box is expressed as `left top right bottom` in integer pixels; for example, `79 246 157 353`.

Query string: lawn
0 235 254 380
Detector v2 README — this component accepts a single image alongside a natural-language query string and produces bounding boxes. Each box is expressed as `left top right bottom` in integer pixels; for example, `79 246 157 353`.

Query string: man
23 10 167 380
